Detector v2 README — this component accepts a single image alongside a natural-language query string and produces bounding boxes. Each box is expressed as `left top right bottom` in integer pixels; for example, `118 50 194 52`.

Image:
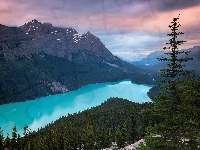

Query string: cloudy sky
0 0 200 61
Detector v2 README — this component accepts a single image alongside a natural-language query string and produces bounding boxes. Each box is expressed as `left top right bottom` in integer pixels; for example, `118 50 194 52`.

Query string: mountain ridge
1 19 141 72
131 46 200 76
0 20 155 105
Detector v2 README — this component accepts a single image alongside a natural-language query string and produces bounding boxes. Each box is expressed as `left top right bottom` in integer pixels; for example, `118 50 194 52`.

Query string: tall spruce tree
139 15 200 149
22 125 30 150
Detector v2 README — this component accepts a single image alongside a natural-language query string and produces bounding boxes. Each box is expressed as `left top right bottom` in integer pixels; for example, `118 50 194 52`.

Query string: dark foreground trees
138 15 200 149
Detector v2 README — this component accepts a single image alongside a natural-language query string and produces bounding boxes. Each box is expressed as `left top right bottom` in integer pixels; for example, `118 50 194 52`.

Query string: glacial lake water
0 80 152 136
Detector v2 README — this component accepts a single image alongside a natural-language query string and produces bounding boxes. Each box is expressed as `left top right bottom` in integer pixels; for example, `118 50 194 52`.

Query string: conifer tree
11 124 17 150
22 125 30 150
16 134 21 150
115 111 127 148
140 14 200 149
0 127 4 150
4 134 10 149
82 111 95 150
129 107 138 143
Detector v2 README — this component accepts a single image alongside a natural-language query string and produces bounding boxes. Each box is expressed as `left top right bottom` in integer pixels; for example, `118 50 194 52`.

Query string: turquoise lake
0 80 152 136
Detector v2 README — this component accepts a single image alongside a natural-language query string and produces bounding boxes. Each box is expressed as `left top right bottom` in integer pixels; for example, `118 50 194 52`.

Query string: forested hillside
0 98 154 150
0 53 129 104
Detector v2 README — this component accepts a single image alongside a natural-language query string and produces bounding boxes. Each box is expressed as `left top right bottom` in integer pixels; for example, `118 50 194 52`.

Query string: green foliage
143 15 200 149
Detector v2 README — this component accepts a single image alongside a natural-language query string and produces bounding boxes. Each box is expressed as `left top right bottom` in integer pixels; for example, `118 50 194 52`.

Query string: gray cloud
0 0 199 61
152 0 200 12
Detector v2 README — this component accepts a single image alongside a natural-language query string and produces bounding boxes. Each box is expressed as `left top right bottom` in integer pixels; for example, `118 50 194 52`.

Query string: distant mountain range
131 46 200 76
0 20 155 105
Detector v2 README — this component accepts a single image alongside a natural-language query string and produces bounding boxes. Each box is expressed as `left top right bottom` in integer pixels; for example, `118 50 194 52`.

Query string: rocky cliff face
0 24 31 58
1 20 133 71
1 20 98 58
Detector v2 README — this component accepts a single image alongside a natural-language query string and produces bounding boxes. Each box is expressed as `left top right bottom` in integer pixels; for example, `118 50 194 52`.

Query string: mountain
131 46 200 76
0 20 155 105
1 19 144 72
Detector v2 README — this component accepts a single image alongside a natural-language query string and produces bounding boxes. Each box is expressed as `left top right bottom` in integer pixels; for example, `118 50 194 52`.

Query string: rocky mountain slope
1 19 146 73
0 20 154 104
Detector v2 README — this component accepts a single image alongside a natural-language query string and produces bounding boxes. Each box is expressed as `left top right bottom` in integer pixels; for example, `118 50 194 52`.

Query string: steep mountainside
1 20 144 73
0 20 155 104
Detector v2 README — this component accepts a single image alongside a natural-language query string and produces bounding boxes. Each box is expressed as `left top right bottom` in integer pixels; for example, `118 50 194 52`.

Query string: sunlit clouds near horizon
0 0 200 61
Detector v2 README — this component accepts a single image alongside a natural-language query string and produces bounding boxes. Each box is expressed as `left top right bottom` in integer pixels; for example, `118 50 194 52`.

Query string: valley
0 20 155 105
